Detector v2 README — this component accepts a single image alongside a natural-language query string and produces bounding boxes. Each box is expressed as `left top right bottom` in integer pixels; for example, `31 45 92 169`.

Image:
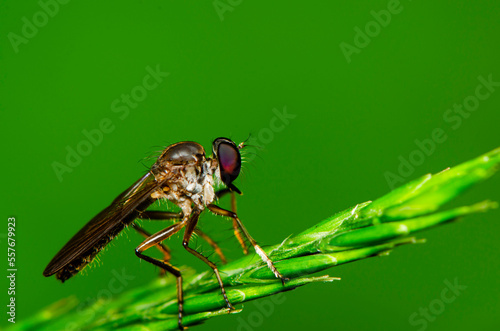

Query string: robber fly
43 137 287 330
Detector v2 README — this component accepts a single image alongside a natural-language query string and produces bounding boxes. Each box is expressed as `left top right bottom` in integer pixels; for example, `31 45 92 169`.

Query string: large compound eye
213 138 241 186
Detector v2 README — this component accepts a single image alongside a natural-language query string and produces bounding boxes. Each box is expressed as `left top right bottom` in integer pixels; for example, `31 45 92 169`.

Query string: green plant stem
12 148 500 331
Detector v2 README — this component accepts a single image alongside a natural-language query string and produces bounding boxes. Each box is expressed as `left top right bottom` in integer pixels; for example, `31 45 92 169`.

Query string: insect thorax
151 160 216 212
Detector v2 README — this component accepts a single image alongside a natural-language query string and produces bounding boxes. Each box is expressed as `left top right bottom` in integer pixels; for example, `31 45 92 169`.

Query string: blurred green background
1 0 499 330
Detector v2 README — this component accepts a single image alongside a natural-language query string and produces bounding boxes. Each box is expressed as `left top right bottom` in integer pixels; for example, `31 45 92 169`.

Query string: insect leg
140 211 183 220
135 222 187 330
182 211 234 310
139 211 227 263
135 212 182 270
215 189 248 255
207 204 288 284
193 229 227 264
131 223 171 276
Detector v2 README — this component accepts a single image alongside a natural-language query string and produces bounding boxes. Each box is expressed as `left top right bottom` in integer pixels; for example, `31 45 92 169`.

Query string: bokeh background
1 0 499 330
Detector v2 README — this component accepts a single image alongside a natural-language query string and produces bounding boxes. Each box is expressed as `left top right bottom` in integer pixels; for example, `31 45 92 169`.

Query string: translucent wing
43 172 165 277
